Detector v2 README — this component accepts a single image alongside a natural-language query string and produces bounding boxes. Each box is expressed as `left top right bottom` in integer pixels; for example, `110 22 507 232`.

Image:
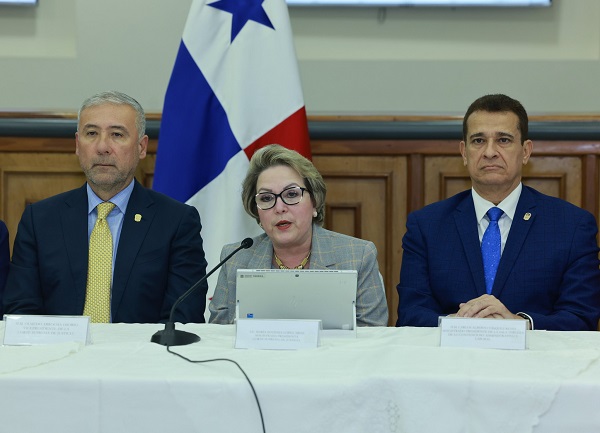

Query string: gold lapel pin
523 212 531 221
134 214 142 222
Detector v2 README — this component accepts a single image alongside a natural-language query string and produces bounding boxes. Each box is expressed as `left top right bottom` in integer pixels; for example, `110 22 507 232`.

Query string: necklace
274 251 311 269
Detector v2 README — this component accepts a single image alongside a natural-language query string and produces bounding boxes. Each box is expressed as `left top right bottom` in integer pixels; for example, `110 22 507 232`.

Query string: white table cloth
1 323 600 433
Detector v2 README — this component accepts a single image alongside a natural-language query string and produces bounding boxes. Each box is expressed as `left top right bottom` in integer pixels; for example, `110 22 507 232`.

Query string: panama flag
153 0 311 309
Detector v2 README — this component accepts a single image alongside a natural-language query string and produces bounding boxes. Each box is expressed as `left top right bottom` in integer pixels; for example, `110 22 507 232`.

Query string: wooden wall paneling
0 152 85 250
325 203 362 239
529 140 600 219
424 154 583 204
583 153 599 220
312 154 407 326
137 152 156 189
424 156 469 204
440 174 473 202
522 156 581 205
408 154 424 213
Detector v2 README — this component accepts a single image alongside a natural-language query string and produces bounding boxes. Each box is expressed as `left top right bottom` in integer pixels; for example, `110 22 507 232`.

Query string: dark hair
242 144 326 226
462 94 528 143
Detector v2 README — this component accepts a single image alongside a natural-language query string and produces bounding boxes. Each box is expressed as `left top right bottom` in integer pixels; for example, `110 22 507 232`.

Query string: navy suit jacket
397 186 600 330
3 181 208 323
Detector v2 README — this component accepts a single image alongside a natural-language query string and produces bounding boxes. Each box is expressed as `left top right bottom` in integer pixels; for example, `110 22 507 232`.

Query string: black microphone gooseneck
151 237 254 346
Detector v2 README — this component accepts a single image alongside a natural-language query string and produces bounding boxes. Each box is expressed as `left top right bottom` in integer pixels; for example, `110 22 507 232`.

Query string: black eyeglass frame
254 186 308 210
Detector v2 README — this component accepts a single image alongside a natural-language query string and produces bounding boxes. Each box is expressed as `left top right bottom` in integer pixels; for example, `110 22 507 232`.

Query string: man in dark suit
397 94 600 330
3 91 208 323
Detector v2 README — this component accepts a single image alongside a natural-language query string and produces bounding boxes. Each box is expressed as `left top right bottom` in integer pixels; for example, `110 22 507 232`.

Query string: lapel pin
523 212 531 221
134 214 142 222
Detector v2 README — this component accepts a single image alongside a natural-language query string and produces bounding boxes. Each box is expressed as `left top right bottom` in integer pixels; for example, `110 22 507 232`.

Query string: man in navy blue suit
3 91 208 323
397 94 600 330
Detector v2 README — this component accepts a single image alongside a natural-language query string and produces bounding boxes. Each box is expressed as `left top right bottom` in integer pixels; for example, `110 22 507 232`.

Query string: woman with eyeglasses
208 144 388 326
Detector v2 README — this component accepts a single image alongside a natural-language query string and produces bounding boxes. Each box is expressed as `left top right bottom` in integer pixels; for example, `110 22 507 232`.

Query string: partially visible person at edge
3 91 208 323
397 93 600 330
0 220 9 316
209 144 388 326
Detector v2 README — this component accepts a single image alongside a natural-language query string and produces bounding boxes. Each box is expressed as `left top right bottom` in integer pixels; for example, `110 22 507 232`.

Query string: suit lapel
454 195 487 296
492 187 536 297
111 181 156 314
62 184 90 312
308 225 335 269
245 234 275 269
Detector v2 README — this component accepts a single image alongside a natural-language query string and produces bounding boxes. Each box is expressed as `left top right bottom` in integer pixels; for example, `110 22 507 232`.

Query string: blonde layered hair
242 144 326 226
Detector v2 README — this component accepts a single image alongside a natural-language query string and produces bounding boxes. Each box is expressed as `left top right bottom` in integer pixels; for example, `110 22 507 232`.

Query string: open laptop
235 269 358 331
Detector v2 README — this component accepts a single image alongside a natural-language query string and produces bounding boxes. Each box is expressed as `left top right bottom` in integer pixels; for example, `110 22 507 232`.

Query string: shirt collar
86 180 135 215
472 183 522 223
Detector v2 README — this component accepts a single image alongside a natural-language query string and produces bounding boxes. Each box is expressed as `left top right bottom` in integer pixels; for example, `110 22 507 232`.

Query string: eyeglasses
255 186 308 210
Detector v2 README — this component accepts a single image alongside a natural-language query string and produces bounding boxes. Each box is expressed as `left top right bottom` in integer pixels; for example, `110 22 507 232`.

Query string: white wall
0 0 598 115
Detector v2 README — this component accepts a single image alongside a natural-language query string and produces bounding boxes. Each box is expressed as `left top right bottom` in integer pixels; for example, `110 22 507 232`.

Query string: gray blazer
209 224 388 326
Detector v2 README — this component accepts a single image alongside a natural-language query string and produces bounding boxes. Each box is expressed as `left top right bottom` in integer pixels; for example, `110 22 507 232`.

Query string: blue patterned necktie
482 207 504 295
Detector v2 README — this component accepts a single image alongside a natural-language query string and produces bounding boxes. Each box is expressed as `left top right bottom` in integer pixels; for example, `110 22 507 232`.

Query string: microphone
151 237 254 346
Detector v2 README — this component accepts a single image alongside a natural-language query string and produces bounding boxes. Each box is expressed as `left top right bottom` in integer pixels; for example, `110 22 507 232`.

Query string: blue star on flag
208 0 275 42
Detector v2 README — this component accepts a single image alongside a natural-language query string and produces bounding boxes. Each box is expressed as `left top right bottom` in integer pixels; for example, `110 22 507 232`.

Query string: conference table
1 323 600 433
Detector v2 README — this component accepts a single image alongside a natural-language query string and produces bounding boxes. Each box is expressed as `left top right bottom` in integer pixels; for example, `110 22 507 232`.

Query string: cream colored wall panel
0 0 77 58
1 1 600 113
291 1 600 61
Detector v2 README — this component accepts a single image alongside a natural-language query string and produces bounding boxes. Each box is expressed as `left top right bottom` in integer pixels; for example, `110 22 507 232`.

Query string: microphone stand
151 238 254 346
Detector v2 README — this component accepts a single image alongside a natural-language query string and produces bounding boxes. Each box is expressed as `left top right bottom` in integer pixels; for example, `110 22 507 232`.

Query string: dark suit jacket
397 186 600 330
3 180 208 323
0 220 9 316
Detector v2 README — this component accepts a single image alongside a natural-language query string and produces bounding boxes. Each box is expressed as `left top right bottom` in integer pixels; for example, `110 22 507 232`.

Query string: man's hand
456 294 519 320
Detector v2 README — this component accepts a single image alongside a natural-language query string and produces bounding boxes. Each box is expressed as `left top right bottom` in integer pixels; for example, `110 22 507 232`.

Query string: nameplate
439 317 526 350
2 315 91 346
235 319 321 350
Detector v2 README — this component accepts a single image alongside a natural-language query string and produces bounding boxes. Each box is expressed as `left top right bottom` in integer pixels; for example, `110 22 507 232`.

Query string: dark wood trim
3 115 600 142
408 154 424 213
325 203 362 238
3 112 600 121
583 154 599 217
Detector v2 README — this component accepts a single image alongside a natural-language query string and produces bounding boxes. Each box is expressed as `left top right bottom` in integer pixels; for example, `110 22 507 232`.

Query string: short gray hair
242 144 326 226
78 91 146 141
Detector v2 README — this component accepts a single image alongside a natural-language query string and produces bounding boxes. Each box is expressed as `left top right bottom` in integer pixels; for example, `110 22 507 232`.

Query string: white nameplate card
439 317 526 350
235 319 321 350
3 315 91 346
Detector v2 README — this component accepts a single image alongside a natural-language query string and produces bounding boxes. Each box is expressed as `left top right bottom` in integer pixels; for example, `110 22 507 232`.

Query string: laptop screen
235 269 358 330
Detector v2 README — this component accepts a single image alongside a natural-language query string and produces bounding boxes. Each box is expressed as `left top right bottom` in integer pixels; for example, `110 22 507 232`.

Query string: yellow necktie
83 202 116 323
